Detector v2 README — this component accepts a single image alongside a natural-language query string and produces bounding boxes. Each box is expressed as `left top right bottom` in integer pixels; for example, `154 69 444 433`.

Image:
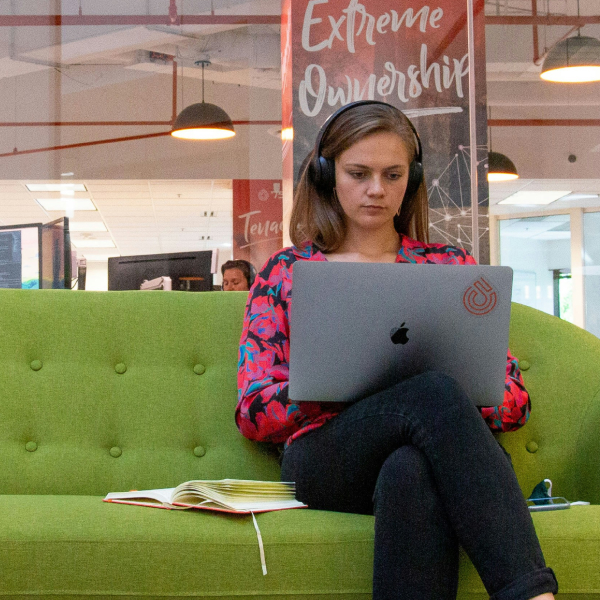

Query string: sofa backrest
502 303 600 504
2 290 599 503
0 289 280 496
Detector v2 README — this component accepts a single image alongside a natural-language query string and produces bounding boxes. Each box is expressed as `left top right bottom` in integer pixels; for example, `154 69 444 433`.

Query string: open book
104 479 307 514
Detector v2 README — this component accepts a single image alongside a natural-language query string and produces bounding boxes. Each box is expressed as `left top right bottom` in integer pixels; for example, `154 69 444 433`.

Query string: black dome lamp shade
540 35 600 83
488 151 519 182
171 60 235 140
541 0 600 83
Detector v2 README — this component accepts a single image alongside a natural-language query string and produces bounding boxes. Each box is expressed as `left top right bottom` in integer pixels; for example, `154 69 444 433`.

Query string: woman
236 101 558 600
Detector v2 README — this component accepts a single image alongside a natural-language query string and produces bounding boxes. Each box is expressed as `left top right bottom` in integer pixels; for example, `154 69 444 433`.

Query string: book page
104 488 176 506
172 480 306 511
105 480 307 513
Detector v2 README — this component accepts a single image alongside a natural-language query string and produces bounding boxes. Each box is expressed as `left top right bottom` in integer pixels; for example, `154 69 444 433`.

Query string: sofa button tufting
193 446 206 457
30 360 42 371
110 446 122 458
519 360 530 371
526 441 539 453
25 441 37 452
193 364 206 375
115 363 127 374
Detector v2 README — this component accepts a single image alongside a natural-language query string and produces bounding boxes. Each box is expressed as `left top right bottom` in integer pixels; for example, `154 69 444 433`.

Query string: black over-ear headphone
308 100 424 202
247 262 257 287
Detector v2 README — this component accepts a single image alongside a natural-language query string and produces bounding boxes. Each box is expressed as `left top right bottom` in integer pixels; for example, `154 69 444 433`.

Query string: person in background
221 259 256 291
236 101 558 600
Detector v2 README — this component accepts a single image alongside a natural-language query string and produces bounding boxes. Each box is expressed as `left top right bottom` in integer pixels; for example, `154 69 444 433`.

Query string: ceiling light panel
27 183 87 192
557 194 599 201
36 198 97 211
498 191 572 205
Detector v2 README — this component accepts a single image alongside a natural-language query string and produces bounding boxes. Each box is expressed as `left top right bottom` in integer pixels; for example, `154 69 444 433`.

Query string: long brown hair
289 103 429 253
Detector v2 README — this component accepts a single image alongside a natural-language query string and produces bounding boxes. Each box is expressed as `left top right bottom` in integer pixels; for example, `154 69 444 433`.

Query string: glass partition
0 1 598 293
0 1 282 289
499 214 572 320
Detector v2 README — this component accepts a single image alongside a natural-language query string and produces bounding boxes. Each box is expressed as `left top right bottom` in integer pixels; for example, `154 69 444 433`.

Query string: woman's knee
373 445 437 510
399 371 471 415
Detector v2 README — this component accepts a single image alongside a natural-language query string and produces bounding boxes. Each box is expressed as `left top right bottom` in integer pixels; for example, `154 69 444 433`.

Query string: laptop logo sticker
390 322 409 345
463 277 498 316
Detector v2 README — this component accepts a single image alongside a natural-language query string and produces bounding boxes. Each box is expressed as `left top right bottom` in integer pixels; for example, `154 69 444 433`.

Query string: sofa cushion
0 290 280 496
0 495 373 600
0 496 598 600
501 303 600 505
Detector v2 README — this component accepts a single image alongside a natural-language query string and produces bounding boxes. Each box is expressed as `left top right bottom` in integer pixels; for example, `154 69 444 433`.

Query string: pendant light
540 1 600 83
487 108 519 182
541 35 600 82
488 151 519 182
171 60 235 140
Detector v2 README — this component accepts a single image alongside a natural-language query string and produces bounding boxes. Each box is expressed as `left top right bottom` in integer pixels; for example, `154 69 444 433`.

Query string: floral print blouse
236 236 531 448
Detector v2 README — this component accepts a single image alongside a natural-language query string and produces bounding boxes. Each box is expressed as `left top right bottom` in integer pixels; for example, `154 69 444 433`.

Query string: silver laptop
289 262 513 407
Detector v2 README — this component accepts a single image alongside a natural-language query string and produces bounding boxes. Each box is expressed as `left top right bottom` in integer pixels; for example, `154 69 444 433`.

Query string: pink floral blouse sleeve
480 351 531 432
235 248 341 445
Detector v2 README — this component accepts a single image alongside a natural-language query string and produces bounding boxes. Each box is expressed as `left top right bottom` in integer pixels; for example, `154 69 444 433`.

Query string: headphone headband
309 100 424 199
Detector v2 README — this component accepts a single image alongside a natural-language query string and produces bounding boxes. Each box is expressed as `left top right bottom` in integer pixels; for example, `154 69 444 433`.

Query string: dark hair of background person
221 259 257 288
290 102 429 253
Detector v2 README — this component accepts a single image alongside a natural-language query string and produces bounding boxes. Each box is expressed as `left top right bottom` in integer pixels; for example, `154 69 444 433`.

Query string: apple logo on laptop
390 323 409 345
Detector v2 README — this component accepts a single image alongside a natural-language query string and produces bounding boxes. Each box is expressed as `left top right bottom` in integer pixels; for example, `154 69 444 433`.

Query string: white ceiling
0 180 233 261
489 178 600 213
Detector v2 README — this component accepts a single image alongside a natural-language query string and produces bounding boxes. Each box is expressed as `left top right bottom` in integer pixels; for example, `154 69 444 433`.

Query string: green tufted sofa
1 288 599 600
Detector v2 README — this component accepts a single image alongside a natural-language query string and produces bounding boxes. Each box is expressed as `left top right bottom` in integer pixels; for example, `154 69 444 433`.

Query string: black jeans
281 372 558 600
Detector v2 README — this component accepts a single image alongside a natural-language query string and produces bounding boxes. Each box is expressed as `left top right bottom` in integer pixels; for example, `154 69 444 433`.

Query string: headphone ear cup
321 156 336 194
313 155 336 195
405 160 424 201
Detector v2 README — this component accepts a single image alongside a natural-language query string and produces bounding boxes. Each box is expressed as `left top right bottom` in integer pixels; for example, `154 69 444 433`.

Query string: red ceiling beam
0 120 281 127
0 15 280 26
0 120 283 159
0 14 597 27
531 0 540 65
489 119 600 126
486 15 600 25
0 121 173 126
0 131 172 159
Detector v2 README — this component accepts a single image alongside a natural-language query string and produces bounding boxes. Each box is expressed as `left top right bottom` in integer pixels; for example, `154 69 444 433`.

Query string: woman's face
222 268 249 291
334 131 411 234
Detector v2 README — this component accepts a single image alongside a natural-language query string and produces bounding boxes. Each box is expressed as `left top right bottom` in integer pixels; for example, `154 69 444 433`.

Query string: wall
84 261 108 291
